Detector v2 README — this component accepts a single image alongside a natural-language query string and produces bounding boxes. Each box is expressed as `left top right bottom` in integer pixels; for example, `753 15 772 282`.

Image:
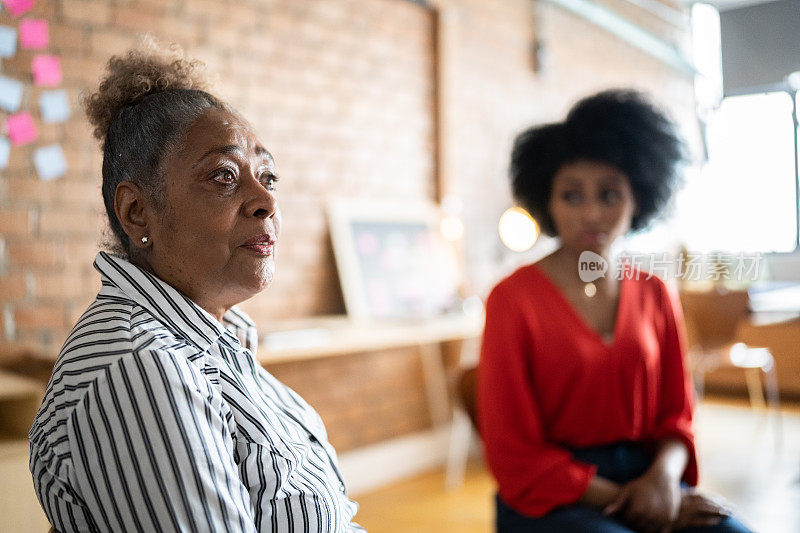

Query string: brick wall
0 0 694 451
449 0 697 293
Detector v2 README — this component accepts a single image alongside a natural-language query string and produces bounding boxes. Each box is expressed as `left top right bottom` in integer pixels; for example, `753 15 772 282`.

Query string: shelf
258 312 483 364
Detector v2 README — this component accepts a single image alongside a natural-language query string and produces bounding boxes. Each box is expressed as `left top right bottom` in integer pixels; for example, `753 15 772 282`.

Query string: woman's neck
546 245 620 296
128 251 229 322
557 244 612 266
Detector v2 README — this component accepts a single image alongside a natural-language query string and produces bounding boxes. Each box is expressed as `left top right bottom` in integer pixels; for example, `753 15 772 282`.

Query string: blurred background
1 0 799 531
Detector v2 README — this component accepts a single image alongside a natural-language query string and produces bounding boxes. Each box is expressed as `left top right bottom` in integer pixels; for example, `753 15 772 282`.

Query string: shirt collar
94 251 258 355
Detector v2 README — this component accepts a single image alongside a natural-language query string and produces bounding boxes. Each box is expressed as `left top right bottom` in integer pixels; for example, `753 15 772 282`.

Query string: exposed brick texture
0 0 694 450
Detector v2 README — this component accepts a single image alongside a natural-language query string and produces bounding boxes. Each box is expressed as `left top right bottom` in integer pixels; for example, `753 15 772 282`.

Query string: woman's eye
212 169 237 185
262 174 278 191
601 189 622 203
562 191 582 204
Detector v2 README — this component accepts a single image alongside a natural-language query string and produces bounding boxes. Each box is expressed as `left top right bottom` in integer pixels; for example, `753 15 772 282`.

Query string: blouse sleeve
477 284 596 517
650 280 699 486
66 350 257 532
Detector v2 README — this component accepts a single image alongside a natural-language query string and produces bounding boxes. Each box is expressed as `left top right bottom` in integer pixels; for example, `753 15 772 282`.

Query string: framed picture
327 198 463 320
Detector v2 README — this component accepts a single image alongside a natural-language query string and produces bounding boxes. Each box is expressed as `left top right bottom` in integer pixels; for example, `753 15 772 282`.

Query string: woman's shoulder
50 295 203 406
489 262 547 299
58 296 137 363
32 298 200 453
484 263 559 320
496 259 552 289
60 293 182 361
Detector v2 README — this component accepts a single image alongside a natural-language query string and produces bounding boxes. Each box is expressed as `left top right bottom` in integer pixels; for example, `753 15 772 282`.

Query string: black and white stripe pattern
29 252 364 532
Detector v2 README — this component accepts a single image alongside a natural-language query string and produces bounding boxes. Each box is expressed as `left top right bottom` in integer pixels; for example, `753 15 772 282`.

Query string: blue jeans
496 442 752 533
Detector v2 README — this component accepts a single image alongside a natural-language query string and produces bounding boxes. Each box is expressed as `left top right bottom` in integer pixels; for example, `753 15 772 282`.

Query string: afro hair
510 89 686 236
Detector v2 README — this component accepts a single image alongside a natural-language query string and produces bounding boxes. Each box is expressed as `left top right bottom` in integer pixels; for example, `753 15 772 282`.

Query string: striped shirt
29 251 364 532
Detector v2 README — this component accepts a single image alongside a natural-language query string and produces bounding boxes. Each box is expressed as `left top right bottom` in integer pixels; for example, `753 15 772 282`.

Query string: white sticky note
0 137 10 169
0 25 16 58
0 75 24 112
39 90 71 123
34 144 67 181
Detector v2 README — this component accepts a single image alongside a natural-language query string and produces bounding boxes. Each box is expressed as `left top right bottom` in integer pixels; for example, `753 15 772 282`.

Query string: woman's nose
582 200 603 220
581 201 602 222
243 174 277 219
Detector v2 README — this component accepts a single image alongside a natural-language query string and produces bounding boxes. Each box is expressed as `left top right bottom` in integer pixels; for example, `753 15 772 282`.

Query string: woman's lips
242 243 274 255
580 232 607 245
241 234 276 256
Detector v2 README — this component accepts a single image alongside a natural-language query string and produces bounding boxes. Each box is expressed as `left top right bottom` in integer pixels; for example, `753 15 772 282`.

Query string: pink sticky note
19 19 48 49
1 0 34 17
6 111 38 146
32 54 62 87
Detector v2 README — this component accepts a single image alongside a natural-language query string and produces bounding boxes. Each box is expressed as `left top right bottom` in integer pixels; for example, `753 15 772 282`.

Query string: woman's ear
115 181 151 249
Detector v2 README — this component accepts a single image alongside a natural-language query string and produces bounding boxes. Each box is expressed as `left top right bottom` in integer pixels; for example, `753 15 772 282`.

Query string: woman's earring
141 236 149 244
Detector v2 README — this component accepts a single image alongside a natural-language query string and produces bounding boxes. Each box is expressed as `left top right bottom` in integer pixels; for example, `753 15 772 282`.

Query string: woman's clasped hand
603 471 731 531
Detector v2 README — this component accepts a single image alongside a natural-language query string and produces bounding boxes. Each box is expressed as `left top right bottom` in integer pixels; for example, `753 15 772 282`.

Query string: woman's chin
253 262 275 291
235 261 276 297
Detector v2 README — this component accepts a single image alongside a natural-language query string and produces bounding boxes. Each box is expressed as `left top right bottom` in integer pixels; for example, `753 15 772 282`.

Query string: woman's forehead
554 161 628 186
182 108 268 160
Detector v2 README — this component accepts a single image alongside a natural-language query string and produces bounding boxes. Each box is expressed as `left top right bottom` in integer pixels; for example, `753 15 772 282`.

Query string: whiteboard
327 198 463 320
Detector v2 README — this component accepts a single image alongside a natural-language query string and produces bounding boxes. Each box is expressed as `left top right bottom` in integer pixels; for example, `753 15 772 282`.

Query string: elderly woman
29 45 363 532
478 90 751 532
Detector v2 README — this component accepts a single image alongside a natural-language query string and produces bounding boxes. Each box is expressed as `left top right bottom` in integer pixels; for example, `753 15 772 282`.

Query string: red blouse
477 264 697 517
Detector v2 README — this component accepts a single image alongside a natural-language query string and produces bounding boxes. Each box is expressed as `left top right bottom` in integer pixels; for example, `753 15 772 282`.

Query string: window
627 4 800 255
676 91 798 253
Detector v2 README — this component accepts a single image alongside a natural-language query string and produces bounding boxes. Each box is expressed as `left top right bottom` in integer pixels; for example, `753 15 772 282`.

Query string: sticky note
39 90 70 123
0 137 10 169
0 25 17 57
6 111 37 146
34 144 67 181
0 75 24 112
32 54 62 87
19 19 48 49
1 0 34 17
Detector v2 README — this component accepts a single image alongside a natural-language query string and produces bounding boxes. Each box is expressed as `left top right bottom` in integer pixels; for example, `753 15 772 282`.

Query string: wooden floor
354 461 494 533
354 398 800 533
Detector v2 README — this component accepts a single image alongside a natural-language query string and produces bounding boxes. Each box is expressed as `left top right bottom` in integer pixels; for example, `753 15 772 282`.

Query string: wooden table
257 312 484 424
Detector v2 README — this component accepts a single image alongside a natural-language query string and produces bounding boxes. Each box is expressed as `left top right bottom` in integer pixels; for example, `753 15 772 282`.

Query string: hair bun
84 36 210 142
